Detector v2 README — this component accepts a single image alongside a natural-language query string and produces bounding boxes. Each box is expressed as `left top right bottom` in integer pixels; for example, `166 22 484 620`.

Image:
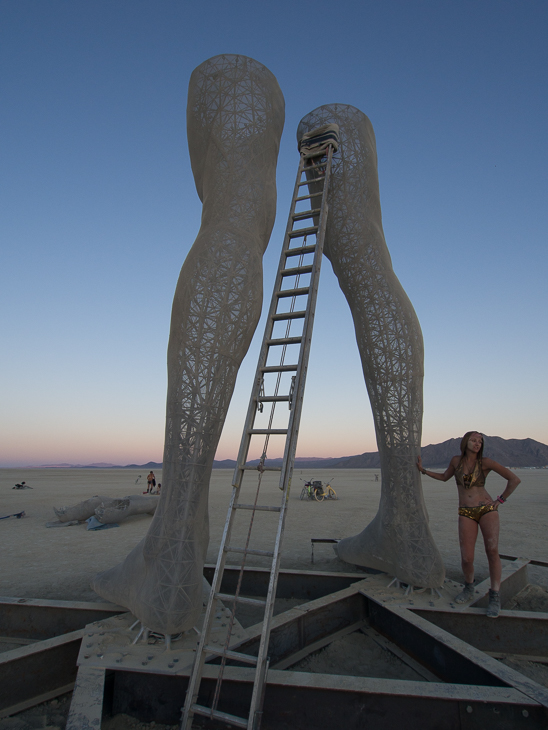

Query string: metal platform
2 557 548 729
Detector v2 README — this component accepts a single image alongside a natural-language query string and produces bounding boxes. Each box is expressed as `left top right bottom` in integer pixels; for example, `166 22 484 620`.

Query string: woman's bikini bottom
458 504 496 523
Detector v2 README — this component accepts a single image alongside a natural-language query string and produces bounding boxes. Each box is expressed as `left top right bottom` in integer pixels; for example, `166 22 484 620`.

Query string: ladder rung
303 159 327 169
281 264 313 277
248 428 288 435
271 311 305 322
297 176 325 187
295 193 323 202
236 503 282 512
285 245 316 257
276 287 310 298
256 395 290 402
288 226 318 238
292 208 321 221
204 646 259 665
191 705 248 729
266 336 302 346
226 546 275 558
260 364 298 372
215 593 267 607
240 465 283 472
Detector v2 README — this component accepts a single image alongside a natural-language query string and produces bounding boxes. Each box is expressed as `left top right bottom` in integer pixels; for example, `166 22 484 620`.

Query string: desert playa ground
1 466 547 601
1 467 548 729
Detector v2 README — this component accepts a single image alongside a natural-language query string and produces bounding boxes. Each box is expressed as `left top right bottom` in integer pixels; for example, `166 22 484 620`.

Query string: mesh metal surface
298 105 444 588
92 55 285 634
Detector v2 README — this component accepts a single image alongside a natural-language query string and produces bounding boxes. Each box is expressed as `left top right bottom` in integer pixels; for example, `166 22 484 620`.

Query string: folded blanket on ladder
298 123 340 157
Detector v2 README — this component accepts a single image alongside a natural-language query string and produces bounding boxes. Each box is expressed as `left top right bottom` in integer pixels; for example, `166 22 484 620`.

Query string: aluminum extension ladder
181 129 338 730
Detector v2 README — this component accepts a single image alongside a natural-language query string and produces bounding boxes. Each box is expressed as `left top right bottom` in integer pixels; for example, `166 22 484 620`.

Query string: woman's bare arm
482 458 521 502
417 455 457 482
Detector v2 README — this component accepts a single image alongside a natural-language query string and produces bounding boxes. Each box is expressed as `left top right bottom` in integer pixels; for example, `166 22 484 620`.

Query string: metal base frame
2 558 548 728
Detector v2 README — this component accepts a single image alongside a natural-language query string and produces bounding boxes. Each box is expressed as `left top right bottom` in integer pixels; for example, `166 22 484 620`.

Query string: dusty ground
1 466 547 728
1 467 547 599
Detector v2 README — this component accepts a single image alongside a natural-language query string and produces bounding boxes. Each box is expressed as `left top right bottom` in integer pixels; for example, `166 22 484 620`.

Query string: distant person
374 474 379 482
417 431 520 618
13 481 31 489
146 471 156 493
156 483 161 495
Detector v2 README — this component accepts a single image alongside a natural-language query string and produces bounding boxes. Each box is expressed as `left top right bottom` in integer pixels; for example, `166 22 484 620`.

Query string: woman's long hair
458 431 484 470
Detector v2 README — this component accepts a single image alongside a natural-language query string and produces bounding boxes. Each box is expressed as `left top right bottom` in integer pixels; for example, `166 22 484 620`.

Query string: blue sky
1 0 547 467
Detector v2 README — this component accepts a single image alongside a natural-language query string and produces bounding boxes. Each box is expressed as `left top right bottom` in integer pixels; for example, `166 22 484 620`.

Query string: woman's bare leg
92 55 284 635
479 512 501 590
458 516 479 584
297 105 444 587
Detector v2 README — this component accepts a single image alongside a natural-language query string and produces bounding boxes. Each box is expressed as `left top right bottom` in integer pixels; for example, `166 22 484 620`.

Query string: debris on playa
86 515 119 531
0 510 26 520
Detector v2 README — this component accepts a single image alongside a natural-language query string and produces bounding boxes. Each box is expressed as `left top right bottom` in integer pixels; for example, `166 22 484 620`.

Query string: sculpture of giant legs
298 105 444 588
92 55 285 635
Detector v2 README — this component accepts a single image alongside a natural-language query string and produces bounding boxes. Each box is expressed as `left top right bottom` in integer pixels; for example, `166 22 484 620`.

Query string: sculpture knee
187 55 284 251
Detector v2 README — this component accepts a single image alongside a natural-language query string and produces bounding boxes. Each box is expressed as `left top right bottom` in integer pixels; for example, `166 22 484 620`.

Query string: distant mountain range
210 436 548 469
31 462 122 469
28 437 548 470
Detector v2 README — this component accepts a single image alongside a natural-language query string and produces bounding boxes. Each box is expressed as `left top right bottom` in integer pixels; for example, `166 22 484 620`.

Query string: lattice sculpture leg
298 105 444 588
92 55 285 634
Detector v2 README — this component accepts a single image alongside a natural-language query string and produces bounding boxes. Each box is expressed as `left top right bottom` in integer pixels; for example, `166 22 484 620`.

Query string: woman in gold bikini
417 431 520 618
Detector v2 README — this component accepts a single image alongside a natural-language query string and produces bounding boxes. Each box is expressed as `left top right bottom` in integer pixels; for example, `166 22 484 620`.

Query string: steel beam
500 554 548 569
110 665 545 729
471 559 529 609
66 666 106 730
232 583 366 666
0 629 83 717
411 607 548 657
270 620 365 670
363 594 548 710
0 597 126 640
203 565 365 600
2 564 547 726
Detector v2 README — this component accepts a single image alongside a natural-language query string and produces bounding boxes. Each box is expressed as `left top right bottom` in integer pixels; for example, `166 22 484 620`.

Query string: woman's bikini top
455 459 486 489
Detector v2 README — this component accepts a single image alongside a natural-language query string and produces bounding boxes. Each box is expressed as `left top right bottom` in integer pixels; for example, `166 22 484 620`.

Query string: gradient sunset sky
2 1 547 467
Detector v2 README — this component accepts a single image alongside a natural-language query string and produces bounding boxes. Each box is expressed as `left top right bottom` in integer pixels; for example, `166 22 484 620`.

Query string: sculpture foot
334 512 445 588
92 553 210 635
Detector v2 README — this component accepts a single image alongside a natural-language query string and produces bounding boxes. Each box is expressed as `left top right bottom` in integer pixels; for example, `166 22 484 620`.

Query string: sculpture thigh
298 105 444 587
92 55 285 633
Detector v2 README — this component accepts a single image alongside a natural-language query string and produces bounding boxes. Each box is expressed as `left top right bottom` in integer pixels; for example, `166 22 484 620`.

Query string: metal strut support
181 128 338 730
